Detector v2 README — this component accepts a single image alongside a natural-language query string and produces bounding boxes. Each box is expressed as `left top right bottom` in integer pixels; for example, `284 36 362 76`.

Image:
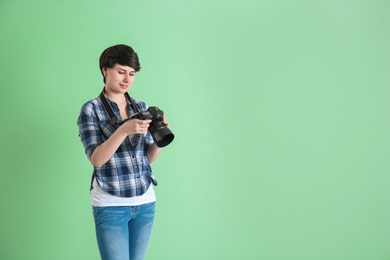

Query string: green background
1 0 389 259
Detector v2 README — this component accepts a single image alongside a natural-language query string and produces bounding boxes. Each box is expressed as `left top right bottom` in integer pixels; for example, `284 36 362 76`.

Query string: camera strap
99 88 140 125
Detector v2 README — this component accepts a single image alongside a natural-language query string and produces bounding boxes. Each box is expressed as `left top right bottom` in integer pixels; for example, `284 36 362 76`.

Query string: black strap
90 173 95 191
99 91 118 125
99 88 140 125
125 92 140 114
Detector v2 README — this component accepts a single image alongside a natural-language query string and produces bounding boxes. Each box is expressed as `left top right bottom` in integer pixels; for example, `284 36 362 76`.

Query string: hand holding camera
121 106 174 147
121 118 151 135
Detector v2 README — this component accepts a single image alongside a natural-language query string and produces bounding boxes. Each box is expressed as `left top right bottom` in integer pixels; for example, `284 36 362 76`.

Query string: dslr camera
126 106 174 148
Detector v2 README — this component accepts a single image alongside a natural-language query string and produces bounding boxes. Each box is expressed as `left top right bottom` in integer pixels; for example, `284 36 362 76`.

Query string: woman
77 44 168 260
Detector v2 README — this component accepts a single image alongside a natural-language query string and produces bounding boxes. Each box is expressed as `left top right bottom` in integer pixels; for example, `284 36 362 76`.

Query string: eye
118 70 125 74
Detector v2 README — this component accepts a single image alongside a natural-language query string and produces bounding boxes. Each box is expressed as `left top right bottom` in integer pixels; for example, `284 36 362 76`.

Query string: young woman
77 44 168 260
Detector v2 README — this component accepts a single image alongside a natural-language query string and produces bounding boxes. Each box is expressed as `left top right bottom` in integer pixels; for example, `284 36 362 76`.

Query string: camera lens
151 126 174 147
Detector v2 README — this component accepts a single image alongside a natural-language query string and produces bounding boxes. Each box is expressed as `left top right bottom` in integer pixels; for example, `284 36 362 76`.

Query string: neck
104 87 127 104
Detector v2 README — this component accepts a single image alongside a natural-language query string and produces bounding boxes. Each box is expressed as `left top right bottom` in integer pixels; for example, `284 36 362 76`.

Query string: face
102 64 136 95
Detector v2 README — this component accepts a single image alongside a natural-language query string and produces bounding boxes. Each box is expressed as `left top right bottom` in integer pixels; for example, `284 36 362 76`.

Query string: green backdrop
1 0 389 259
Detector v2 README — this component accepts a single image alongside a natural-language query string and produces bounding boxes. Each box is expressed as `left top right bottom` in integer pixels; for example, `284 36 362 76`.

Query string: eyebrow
117 67 135 73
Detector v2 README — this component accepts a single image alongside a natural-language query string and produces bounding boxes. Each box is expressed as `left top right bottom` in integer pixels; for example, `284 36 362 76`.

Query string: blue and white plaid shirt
77 94 156 198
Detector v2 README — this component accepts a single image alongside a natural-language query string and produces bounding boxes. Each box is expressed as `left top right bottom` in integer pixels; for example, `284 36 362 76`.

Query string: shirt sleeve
77 101 102 159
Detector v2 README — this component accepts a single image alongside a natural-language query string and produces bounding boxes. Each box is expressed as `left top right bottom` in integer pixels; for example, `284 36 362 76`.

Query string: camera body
129 110 153 121
128 106 174 147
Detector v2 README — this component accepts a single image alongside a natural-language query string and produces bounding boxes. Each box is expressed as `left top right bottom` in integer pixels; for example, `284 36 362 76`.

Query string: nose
123 74 129 83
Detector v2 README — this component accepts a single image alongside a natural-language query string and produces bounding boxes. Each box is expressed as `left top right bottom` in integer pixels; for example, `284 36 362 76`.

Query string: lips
119 84 129 89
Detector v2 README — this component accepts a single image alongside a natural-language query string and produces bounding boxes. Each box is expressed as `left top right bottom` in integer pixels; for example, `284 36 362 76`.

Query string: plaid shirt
77 94 156 198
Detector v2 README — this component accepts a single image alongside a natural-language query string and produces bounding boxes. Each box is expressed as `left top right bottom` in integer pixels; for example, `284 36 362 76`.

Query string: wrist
117 125 131 137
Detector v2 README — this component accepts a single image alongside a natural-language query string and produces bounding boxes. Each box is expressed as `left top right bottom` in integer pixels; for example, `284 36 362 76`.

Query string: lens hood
152 127 174 147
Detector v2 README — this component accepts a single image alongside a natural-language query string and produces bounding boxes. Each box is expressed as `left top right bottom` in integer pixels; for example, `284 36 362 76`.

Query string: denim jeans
92 202 156 260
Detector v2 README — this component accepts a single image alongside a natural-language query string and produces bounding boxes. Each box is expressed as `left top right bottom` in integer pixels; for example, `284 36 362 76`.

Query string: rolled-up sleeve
77 102 102 159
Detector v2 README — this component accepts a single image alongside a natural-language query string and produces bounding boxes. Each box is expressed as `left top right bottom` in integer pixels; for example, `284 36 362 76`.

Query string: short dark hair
99 44 141 83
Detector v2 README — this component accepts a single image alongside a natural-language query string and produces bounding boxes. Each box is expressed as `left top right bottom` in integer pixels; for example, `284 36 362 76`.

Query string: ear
102 67 107 77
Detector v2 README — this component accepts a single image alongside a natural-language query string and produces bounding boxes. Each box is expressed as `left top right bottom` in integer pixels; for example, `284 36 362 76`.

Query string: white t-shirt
90 178 156 207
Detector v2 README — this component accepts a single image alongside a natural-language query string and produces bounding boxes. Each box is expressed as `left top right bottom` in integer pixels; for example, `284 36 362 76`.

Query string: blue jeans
92 202 156 260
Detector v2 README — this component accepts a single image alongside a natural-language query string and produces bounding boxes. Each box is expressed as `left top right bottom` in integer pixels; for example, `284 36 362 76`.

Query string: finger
137 120 151 125
137 125 148 133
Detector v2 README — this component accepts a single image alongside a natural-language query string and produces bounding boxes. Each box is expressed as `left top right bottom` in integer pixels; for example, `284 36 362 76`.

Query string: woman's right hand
121 119 152 135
